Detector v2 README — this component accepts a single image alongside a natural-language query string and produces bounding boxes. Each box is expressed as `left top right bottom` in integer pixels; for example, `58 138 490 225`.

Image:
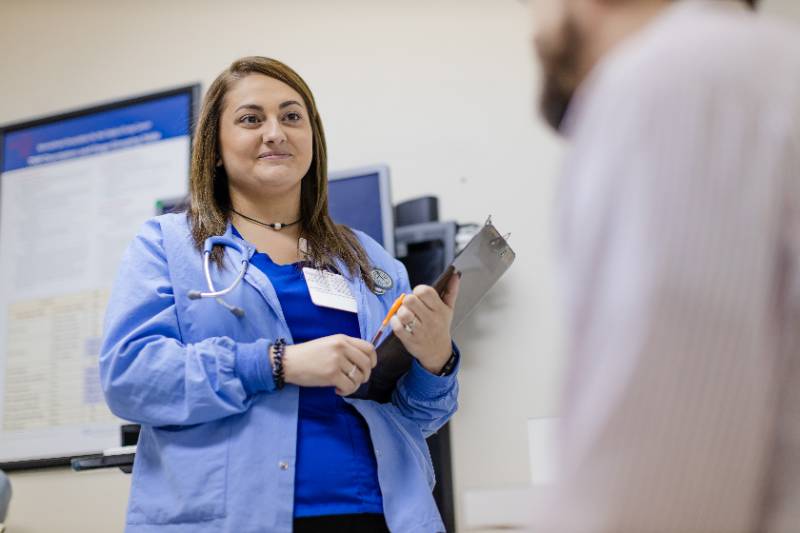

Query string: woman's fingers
389 283 455 372
390 314 414 341
334 358 363 396
333 373 358 396
345 337 378 368
411 285 442 313
332 336 379 396
442 272 461 309
288 335 381 392
402 295 434 328
340 358 363 382
395 306 420 331
340 343 373 383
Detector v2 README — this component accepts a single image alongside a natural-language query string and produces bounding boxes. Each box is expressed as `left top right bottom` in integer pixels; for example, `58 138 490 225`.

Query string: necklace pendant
274 223 283 230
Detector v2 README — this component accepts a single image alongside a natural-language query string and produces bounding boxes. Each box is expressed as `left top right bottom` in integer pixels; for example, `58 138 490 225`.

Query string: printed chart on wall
0 86 198 468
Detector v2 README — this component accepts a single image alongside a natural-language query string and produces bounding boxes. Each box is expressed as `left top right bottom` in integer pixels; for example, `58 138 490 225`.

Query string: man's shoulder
569 2 800 136
607 2 800 94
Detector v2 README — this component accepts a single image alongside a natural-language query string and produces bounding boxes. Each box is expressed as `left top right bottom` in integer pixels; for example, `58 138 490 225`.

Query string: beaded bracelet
438 351 458 377
271 338 287 390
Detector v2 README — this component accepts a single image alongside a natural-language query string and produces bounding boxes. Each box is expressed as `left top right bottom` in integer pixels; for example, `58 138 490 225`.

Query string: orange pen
370 294 406 345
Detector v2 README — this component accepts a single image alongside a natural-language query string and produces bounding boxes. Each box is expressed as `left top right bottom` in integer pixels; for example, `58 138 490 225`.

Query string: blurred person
530 0 800 531
0 469 10 532
100 56 460 533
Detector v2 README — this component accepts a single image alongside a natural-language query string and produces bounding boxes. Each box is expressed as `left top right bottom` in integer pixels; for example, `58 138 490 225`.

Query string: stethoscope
187 236 248 318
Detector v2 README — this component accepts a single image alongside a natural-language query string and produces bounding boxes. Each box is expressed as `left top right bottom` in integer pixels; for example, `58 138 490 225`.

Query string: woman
100 56 460 533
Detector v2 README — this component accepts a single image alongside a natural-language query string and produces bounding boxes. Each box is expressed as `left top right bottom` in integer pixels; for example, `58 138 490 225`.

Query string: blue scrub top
240 229 383 518
101 214 459 532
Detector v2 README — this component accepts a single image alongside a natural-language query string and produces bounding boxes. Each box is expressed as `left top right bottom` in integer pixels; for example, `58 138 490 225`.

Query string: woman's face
218 73 314 201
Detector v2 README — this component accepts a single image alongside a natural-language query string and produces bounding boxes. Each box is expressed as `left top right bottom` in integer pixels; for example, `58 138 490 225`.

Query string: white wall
0 1 795 532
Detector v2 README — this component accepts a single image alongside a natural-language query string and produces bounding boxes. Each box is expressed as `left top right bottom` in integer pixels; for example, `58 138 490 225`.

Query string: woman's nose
261 118 287 144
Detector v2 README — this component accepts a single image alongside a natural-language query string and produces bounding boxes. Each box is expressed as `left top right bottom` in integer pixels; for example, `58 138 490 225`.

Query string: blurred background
0 0 798 531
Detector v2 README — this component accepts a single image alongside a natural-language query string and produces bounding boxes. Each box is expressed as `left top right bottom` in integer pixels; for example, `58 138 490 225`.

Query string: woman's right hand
279 335 377 396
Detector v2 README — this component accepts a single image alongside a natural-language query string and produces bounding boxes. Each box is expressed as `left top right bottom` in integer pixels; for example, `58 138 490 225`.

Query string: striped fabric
535 1 800 532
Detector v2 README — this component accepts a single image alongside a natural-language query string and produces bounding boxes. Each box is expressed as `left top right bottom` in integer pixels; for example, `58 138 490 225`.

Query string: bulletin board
0 85 198 470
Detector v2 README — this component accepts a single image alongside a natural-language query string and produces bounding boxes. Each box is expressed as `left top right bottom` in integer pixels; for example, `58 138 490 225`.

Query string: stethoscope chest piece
370 268 393 296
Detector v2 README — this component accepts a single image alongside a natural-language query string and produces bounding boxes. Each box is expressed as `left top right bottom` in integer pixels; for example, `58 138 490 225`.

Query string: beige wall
0 1 796 532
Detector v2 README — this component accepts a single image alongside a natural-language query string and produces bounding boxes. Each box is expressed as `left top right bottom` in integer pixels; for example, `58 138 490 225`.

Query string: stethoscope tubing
187 236 248 317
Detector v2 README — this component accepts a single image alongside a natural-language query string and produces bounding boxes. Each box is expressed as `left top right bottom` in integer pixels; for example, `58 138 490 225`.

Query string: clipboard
352 217 516 402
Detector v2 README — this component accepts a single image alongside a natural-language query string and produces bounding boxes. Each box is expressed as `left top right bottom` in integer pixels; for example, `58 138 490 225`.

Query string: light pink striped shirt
537 1 800 531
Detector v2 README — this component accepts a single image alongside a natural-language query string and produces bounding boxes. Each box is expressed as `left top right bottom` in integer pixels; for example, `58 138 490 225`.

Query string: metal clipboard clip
485 215 513 258
448 215 516 330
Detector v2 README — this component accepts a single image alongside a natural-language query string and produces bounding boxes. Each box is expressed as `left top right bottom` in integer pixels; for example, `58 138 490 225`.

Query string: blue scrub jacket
99 213 459 533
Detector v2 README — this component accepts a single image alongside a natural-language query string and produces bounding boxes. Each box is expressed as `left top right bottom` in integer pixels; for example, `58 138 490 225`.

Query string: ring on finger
404 318 417 334
347 364 358 379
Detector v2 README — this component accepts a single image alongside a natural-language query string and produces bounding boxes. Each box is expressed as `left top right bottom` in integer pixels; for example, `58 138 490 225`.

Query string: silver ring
347 364 358 379
404 319 416 334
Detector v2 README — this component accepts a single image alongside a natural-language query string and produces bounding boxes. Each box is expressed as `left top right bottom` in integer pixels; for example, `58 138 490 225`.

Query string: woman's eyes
283 111 303 123
237 111 303 125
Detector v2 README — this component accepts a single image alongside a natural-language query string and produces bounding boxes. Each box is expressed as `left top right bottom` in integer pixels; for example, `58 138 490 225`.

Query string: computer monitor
328 164 394 256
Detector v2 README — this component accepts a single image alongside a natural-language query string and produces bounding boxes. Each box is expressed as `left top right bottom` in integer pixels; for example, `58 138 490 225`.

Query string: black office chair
0 469 10 533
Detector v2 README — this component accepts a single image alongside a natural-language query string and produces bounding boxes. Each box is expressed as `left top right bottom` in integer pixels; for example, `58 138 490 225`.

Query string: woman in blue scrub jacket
100 56 461 533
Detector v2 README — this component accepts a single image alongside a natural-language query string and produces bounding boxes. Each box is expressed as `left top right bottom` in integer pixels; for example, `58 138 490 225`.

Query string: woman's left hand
390 273 461 374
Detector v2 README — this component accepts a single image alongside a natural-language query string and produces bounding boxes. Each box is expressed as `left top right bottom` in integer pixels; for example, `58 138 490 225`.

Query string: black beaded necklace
231 209 301 231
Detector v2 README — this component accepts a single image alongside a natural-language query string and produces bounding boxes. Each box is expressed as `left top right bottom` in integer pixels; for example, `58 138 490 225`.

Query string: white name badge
303 267 358 313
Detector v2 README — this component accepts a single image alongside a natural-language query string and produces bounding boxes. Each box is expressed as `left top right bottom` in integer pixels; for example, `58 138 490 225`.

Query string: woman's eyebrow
233 101 303 112
234 103 264 113
279 100 303 109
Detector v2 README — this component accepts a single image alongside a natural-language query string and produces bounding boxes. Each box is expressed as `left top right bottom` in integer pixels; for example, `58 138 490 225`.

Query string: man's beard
537 16 583 132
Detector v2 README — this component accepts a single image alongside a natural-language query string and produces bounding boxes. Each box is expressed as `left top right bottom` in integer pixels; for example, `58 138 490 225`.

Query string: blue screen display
2 93 191 173
328 172 385 246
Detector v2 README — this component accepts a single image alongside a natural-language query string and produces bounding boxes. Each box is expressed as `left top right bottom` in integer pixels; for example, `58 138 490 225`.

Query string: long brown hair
189 56 374 289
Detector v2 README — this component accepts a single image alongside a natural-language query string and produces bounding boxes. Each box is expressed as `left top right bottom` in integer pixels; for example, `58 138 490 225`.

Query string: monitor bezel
328 164 395 257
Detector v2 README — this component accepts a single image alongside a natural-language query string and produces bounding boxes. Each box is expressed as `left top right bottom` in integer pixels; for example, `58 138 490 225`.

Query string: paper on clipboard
352 217 515 402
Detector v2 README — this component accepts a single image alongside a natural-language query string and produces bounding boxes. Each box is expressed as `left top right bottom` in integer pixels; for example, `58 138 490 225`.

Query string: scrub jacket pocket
128 421 230 525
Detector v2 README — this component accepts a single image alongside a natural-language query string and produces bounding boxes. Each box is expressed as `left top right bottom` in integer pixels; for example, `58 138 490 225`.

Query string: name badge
303 267 358 313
